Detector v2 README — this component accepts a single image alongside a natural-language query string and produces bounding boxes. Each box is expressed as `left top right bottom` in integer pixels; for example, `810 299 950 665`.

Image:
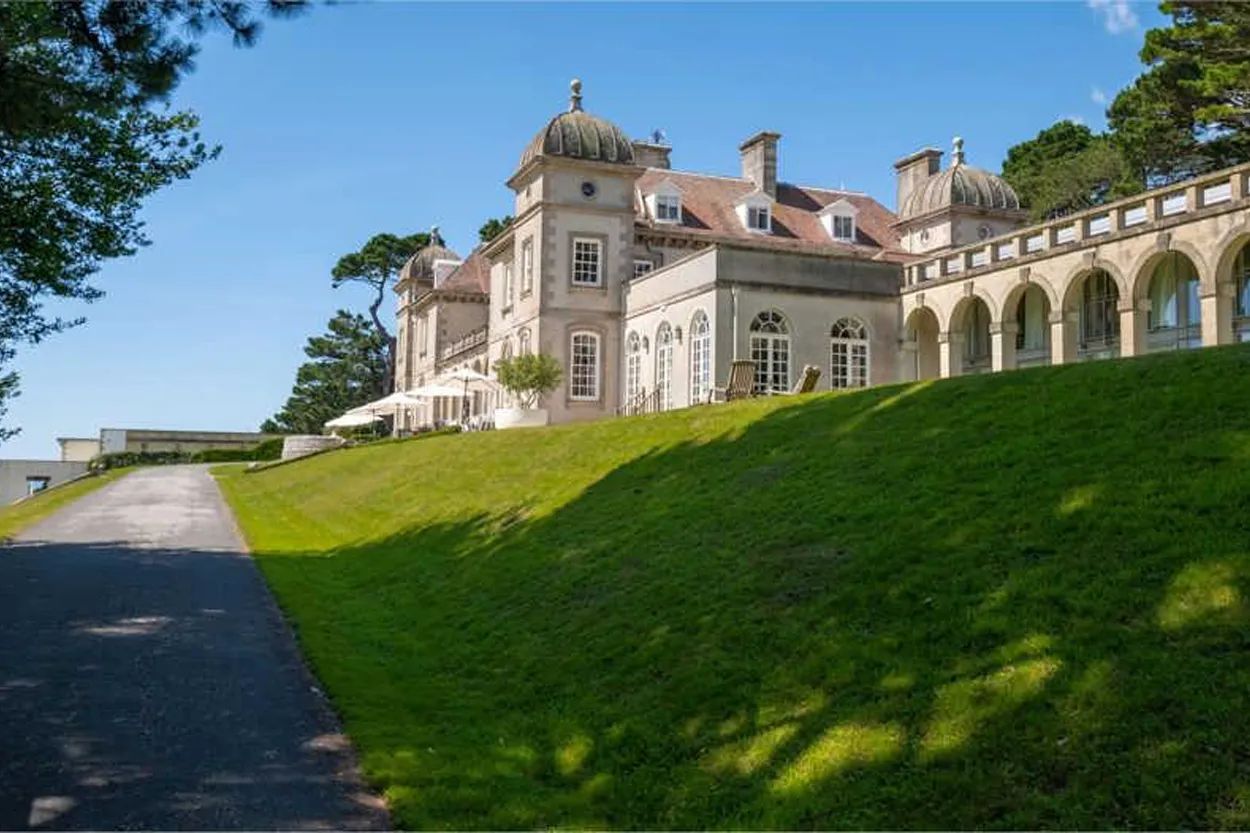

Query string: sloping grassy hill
218 345 1250 830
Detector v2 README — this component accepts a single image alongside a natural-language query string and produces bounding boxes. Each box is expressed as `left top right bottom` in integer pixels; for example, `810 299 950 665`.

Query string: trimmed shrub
89 450 191 471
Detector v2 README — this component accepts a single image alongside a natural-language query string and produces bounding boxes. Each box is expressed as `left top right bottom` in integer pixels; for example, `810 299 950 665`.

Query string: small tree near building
494 354 562 409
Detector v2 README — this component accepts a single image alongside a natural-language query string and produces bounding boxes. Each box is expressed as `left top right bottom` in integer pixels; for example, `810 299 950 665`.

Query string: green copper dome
902 137 1020 219
518 79 634 169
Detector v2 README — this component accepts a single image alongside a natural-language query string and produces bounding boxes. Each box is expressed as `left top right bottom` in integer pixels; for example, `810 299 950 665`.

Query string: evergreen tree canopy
330 231 430 396
0 0 303 441
262 310 389 435
478 216 514 244
1001 121 1137 221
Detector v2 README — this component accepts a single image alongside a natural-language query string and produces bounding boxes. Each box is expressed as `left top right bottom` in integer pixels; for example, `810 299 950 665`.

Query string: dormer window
646 180 683 225
736 190 773 234
656 195 681 222
818 198 858 243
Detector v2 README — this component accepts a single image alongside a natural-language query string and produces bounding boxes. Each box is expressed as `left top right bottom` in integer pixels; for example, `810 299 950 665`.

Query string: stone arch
1060 259 1130 313
1062 266 1123 360
947 288 1001 332
1128 239 1211 299
1209 226 1250 344
1002 278 1055 369
948 293 995 375
1001 273 1060 318
1210 222 1250 288
903 305 940 382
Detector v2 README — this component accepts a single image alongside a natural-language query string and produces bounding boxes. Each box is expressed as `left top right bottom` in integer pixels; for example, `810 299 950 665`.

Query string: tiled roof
440 249 490 294
635 169 906 261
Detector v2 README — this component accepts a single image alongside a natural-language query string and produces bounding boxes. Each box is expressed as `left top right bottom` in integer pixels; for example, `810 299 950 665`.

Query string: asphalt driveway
0 466 388 830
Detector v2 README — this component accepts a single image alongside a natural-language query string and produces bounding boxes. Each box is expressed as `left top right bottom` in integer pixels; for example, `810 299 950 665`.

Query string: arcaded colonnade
899 162 1250 380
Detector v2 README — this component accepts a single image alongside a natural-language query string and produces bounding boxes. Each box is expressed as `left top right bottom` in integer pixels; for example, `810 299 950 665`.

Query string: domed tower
487 79 643 425
397 227 462 298
892 137 1027 255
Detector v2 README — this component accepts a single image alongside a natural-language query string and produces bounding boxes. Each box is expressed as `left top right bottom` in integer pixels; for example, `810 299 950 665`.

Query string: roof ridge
653 168 752 184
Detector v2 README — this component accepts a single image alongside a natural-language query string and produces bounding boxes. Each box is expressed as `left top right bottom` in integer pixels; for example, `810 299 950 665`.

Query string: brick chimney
740 131 780 198
893 147 943 216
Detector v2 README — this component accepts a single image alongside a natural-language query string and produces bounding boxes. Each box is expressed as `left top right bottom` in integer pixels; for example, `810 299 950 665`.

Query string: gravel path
0 466 389 830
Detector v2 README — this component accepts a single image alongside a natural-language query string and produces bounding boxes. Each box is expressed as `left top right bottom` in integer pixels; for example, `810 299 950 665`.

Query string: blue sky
8 0 1166 459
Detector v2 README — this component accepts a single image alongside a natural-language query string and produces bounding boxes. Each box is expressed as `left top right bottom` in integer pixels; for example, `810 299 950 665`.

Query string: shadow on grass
250 345 1250 829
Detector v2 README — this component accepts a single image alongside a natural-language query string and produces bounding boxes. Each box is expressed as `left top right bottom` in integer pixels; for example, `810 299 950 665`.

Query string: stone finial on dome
952 136 965 166
430 225 443 246
569 78 583 112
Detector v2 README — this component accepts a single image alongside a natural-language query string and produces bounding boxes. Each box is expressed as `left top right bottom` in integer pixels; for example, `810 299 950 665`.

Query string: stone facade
392 80 1250 428
900 163 1250 379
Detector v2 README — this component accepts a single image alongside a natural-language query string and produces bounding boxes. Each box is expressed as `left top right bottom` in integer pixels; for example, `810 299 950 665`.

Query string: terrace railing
902 162 1250 291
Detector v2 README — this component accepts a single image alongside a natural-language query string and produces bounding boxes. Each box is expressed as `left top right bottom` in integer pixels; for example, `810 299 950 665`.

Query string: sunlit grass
218 343 1250 829
0 470 125 540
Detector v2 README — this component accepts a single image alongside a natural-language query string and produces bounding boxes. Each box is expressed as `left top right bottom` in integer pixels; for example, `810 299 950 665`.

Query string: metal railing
617 388 663 417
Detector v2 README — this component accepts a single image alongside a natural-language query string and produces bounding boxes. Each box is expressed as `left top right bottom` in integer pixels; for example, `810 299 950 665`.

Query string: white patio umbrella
347 391 429 436
324 412 382 428
406 384 468 398
437 368 498 421
348 391 429 413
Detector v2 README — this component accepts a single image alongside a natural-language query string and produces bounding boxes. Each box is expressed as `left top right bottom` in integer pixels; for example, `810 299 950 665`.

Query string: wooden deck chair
709 360 756 403
785 364 822 395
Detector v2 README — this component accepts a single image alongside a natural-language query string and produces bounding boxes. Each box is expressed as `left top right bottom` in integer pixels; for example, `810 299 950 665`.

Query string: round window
581 181 597 199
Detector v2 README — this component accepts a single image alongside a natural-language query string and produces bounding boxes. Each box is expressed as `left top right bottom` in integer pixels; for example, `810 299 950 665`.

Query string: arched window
689 312 711 403
1014 285 1051 367
1233 244 1250 341
750 311 790 394
1147 252 1201 350
625 332 642 406
830 317 869 389
962 299 992 372
655 323 674 411
1079 269 1120 353
569 332 600 401
518 328 532 356
500 339 513 362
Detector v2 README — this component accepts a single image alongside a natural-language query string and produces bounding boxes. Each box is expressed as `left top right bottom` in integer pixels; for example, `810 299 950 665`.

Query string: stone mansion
393 79 1250 427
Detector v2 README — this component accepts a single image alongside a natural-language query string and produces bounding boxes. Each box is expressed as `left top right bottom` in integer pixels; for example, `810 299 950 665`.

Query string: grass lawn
0 470 125 540
217 344 1250 829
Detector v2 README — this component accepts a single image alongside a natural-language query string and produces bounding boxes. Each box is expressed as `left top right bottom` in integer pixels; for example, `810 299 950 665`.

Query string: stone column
899 340 919 383
1119 300 1143 357
1201 283 1235 347
939 331 964 378
991 322 1018 372
1050 309 1075 365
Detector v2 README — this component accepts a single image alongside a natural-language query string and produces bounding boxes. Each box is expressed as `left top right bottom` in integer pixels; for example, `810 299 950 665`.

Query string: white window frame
569 331 600 401
655 323 674 411
749 310 790 394
520 238 534 295
518 328 532 356
748 205 771 233
417 315 428 357
655 194 681 223
833 214 854 241
689 312 711 404
572 237 603 287
503 262 515 309
634 259 655 278
830 317 869 389
624 331 642 406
